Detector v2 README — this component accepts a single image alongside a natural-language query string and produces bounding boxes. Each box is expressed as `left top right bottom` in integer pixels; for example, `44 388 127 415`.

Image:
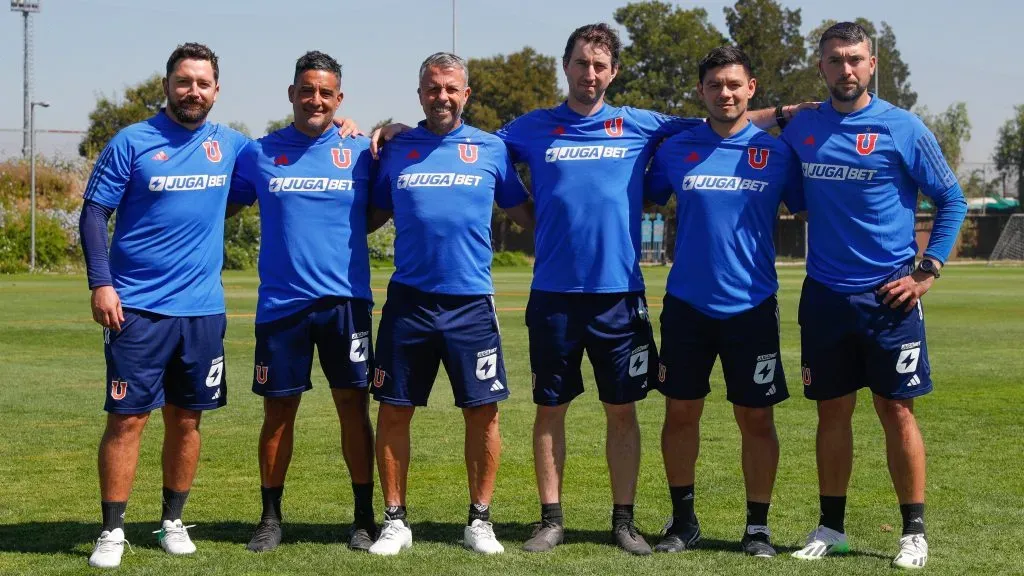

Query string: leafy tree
993 104 1024 200
607 1 727 117
370 117 394 136
917 102 971 173
464 47 562 132
79 74 164 158
265 114 294 135
228 121 252 138
806 19 917 110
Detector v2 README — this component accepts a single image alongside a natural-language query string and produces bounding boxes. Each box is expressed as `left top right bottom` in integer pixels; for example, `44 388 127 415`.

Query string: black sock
746 501 770 527
161 487 189 523
260 485 284 522
384 505 407 522
612 504 634 528
819 495 847 534
469 503 490 525
540 503 563 526
352 483 374 526
900 503 925 536
101 501 127 532
670 484 697 526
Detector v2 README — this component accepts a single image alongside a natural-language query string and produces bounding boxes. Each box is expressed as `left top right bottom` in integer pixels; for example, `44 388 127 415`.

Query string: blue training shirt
781 95 967 292
82 111 248 316
372 122 528 295
229 126 375 324
646 121 803 318
496 102 702 293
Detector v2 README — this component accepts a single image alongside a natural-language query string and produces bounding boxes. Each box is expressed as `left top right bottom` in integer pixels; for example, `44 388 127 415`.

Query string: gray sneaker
654 518 701 553
347 521 378 552
522 521 564 553
613 521 652 555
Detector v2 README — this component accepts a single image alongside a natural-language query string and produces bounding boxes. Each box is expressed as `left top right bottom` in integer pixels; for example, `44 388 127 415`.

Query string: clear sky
0 0 1015 170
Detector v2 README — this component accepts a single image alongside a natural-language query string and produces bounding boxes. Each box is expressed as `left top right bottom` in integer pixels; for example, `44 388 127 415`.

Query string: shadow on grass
0 520 890 561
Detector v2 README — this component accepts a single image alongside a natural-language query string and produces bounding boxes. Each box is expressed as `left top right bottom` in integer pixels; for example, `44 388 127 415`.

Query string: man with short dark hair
366 52 531 556
80 42 249 569
645 45 803 558
783 22 967 569
228 50 378 554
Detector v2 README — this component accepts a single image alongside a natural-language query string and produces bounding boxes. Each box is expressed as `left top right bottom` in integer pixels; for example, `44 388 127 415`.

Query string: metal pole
22 11 30 157
874 33 879 97
29 104 36 270
452 0 457 53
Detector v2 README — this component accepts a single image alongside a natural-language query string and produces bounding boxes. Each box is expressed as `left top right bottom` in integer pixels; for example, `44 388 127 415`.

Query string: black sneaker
347 521 378 552
741 526 776 558
247 519 282 552
522 521 564 553
653 518 701 553
612 521 652 556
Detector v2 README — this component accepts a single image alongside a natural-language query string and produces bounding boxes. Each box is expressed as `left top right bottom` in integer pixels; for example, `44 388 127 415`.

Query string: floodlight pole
874 33 879 97
452 0 457 54
29 100 49 271
11 0 41 158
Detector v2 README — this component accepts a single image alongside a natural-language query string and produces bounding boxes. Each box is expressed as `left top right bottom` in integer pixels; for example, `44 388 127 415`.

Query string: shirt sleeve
228 141 258 206
494 117 526 163
780 147 805 213
895 117 968 263
79 200 115 289
82 132 133 210
370 150 394 211
644 145 675 206
629 107 704 142
493 142 529 209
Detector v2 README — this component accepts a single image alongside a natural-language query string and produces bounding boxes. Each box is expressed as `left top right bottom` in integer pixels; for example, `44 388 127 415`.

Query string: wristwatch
774 105 788 130
916 258 941 278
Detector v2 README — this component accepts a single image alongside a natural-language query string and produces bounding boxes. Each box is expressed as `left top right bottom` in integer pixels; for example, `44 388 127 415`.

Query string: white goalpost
989 213 1024 263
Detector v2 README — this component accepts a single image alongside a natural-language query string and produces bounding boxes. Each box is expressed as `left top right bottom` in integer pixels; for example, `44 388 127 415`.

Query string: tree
265 114 294 135
370 117 394 136
228 121 252 138
79 74 164 157
994 104 1024 200
806 19 917 110
464 47 562 132
724 0 818 109
917 102 971 174
607 1 727 117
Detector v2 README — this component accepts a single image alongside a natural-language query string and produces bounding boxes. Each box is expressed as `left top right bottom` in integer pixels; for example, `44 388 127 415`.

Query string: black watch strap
775 104 788 130
917 259 941 278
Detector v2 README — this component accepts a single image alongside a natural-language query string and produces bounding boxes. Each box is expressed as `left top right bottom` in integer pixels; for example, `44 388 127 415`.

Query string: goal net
989 213 1024 262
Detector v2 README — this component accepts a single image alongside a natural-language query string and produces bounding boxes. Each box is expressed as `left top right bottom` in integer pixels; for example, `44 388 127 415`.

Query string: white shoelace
378 521 406 541
95 534 133 555
468 521 496 539
154 523 196 543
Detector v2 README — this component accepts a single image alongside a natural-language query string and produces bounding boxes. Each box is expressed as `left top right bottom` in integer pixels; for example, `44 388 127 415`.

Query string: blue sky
0 0 1016 170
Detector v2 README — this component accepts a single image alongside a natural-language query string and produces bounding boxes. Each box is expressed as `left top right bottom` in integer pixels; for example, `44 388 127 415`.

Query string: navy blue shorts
526 290 656 406
372 282 508 408
659 294 788 408
799 263 931 401
252 297 373 398
104 310 227 414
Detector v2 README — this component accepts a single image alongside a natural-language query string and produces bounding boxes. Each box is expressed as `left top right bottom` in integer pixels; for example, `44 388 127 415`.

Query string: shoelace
527 520 560 537
378 521 405 541
468 521 496 539
96 534 134 556
153 524 197 542
253 521 280 539
900 535 926 554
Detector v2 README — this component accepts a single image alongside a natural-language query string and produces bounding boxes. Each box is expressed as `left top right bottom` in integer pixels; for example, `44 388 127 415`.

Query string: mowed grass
0 265 1022 575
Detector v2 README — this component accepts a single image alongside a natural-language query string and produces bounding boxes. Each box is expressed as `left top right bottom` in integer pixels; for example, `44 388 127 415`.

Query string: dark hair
818 22 873 56
166 42 219 81
698 45 753 83
294 50 342 87
562 23 621 68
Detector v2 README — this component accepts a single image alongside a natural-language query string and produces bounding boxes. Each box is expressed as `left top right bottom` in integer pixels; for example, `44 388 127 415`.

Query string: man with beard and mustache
227 51 380 554
780 23 966 569
366 52 531 557
644 46 803 558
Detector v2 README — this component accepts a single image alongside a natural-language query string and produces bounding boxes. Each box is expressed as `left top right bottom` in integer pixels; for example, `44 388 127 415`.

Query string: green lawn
0 266 1021 575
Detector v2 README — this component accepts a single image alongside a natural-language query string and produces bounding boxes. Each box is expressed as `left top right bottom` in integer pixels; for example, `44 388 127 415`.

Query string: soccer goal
989 213 1024 262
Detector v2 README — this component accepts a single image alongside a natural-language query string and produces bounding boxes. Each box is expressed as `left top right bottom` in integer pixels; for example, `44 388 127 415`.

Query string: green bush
223 208 261 270
491 250 531 267
368 221 395 261
0 206 74 273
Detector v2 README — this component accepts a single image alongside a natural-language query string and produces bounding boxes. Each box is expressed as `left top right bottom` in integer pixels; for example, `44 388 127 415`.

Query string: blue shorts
252 297 373 398
372 282 508 408
526 291 656 406
799 263 931 401
659 294 788 408
104 310 227 414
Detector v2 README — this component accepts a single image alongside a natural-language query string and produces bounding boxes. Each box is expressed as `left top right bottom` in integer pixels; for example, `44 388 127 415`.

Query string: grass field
1 265 1022 575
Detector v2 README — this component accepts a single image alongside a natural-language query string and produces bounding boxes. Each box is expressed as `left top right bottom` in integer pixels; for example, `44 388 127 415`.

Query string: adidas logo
151 150 169 161
489 380 504 393
766 384 776 396
908 374 921 387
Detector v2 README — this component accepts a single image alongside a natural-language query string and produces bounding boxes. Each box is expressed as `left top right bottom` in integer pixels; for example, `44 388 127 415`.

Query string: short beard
168 98 213 125
570 86 603 107
830 82 867 103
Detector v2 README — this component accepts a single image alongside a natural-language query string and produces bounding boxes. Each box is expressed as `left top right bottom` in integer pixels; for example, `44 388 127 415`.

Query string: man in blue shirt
366 52 531 556
782 23 967 570
228 51 378 554
78 43 250 569
645 46 803 558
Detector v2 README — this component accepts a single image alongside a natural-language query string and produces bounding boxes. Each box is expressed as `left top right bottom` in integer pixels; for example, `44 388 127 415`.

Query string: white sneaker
155 519 197 555
464 519 504 554
368 518 413 556
892 534 928 569
88 528 127 568
792 525 849 560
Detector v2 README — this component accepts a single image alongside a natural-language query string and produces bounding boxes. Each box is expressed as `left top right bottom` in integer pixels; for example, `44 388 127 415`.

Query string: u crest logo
747 147 770 169
373 368 386 388
332 148 352 169
255 364 268 385
856 133 878 155
458 143 478 164
604 117 624 137
202 140 222 163
110 379 127 400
